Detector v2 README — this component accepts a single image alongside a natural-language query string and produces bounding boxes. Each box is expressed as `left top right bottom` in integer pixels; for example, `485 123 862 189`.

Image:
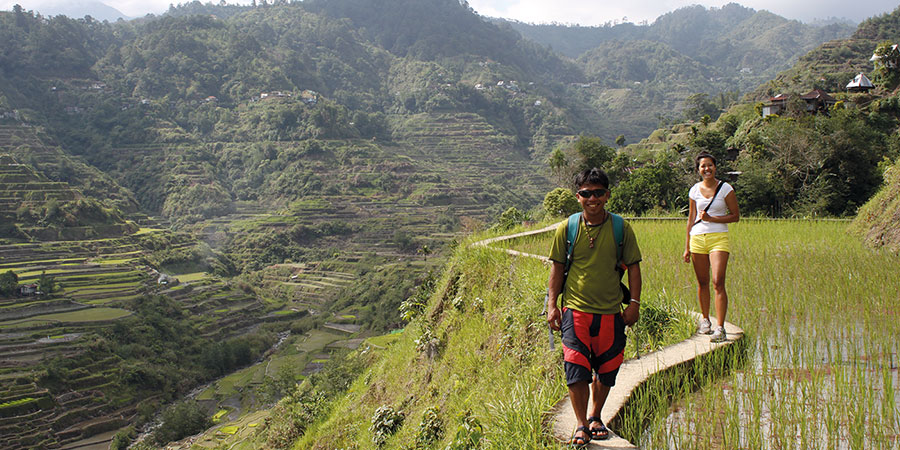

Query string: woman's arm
683 198 696 262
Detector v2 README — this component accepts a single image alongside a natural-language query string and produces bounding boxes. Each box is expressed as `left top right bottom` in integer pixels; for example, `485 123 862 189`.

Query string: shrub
415 407 443 449
153 400 212 446
445 412 483 450
415 327 441 360
370 405 405 447
542 188 579 218
264 389 327 449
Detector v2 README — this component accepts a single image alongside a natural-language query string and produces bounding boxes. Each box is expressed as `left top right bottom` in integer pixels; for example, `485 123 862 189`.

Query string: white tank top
689 181 734 235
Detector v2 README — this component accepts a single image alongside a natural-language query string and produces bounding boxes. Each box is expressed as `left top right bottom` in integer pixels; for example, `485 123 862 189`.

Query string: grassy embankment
290 218 697 449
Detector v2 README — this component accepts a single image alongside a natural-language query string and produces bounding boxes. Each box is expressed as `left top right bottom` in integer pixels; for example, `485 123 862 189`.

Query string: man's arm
622 262 641 326
547 260 565 331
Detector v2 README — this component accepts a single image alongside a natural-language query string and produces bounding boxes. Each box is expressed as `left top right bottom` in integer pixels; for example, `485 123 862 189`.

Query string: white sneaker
698 317 712 335
710 326 726 343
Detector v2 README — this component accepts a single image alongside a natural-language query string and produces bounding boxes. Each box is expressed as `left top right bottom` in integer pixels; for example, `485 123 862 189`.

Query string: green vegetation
153 400 212 445
290 220 692 449
280 219 898 449
635 220 900 449
1 1 899 448
851 156 900 251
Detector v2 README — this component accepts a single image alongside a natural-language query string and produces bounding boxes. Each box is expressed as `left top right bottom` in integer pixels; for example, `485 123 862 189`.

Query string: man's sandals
569 426 591 448
588 416 610 440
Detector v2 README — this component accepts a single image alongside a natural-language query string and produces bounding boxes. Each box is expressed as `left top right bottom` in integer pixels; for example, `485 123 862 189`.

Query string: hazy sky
465 0 899 25
4 0 899 24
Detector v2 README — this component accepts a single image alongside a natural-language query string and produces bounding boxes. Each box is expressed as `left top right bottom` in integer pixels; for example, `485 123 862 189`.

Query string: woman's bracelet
630 298 640 305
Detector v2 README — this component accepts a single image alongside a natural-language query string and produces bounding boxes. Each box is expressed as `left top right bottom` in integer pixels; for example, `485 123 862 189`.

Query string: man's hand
547 305 561 331
622 302 640 326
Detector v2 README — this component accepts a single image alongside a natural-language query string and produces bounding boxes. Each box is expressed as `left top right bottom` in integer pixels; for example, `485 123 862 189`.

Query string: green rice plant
0 397 36 409
635 220 900 449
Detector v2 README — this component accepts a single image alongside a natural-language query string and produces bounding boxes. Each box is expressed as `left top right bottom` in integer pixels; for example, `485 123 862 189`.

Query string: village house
762 89 837 117
846 73 875 92
871 44 900 69
799 89 836 112
761 93 789 117
18 284 38 296
0 110 20 120
157 273 178 286
300 90 318 105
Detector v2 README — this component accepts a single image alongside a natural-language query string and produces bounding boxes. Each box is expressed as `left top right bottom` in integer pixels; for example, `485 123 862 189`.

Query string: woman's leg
690 253 711 318
709 251 730 327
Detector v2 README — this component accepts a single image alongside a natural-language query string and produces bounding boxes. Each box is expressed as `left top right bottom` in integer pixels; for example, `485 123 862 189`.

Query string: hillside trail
474 224 745 448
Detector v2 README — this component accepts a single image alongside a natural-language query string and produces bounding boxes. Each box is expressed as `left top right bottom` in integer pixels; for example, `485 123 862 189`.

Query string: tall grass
296 219 898 449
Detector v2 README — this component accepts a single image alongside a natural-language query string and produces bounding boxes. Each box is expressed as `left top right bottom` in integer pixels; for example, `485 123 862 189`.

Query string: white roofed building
846 73 875 92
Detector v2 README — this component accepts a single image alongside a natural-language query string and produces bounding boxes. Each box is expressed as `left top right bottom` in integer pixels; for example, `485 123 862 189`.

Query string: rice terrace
495 218 900 449
3 0 900 449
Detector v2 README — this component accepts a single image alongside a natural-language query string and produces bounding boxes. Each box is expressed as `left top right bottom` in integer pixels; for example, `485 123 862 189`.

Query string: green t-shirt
548 214 642 315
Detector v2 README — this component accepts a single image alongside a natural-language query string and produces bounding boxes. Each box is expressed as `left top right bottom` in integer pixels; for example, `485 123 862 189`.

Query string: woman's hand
683 249 691 263
698 210 712 222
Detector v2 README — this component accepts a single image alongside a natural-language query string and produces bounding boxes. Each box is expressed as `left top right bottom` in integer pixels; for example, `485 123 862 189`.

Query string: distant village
761 45 887 118
1 43 895 126
5 81 322 119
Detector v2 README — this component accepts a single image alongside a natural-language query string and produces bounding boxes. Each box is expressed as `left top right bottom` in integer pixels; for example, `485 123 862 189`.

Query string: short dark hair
574 168 609 190
695 152 717 170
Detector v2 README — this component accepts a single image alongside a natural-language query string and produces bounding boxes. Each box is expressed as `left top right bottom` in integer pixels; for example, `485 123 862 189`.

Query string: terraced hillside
0 154 80 223
0 125 137 213
170 112 552 272
0 227 307 449
0 232 165 448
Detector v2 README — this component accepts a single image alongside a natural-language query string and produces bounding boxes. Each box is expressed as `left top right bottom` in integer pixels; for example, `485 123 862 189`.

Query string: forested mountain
506 3 856 106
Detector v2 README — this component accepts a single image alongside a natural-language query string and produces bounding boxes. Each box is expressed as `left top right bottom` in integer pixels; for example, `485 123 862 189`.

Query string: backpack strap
609 212 631 306
610 212 625 270
564 212 581 277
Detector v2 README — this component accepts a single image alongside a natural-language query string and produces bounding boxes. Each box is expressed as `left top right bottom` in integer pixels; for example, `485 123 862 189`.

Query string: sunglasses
577 188 608 198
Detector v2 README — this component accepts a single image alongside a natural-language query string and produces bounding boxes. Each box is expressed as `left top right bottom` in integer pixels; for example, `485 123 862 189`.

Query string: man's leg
569 380 591 441
589 377 610 417
587 377 611 439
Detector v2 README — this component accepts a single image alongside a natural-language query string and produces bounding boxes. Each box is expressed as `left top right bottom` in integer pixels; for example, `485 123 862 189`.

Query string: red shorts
560 307 626 386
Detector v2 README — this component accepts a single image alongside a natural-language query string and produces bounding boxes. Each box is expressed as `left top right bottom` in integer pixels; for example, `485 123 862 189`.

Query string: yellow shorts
690 232 730 254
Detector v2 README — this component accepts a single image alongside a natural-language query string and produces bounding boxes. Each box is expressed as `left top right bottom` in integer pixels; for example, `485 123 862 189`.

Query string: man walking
547 168 642 446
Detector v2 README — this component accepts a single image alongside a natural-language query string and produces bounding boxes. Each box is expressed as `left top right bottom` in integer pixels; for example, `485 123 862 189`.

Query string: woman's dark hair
695 152 717 170
574 168 610 189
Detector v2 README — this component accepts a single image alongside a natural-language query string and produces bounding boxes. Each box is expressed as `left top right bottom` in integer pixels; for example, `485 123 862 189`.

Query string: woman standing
683 153 740 342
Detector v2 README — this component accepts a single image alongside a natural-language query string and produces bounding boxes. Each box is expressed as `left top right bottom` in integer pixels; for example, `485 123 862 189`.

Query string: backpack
561 212 631 306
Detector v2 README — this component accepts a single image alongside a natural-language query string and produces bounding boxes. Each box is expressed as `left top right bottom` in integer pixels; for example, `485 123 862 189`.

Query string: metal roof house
846 73 875 92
